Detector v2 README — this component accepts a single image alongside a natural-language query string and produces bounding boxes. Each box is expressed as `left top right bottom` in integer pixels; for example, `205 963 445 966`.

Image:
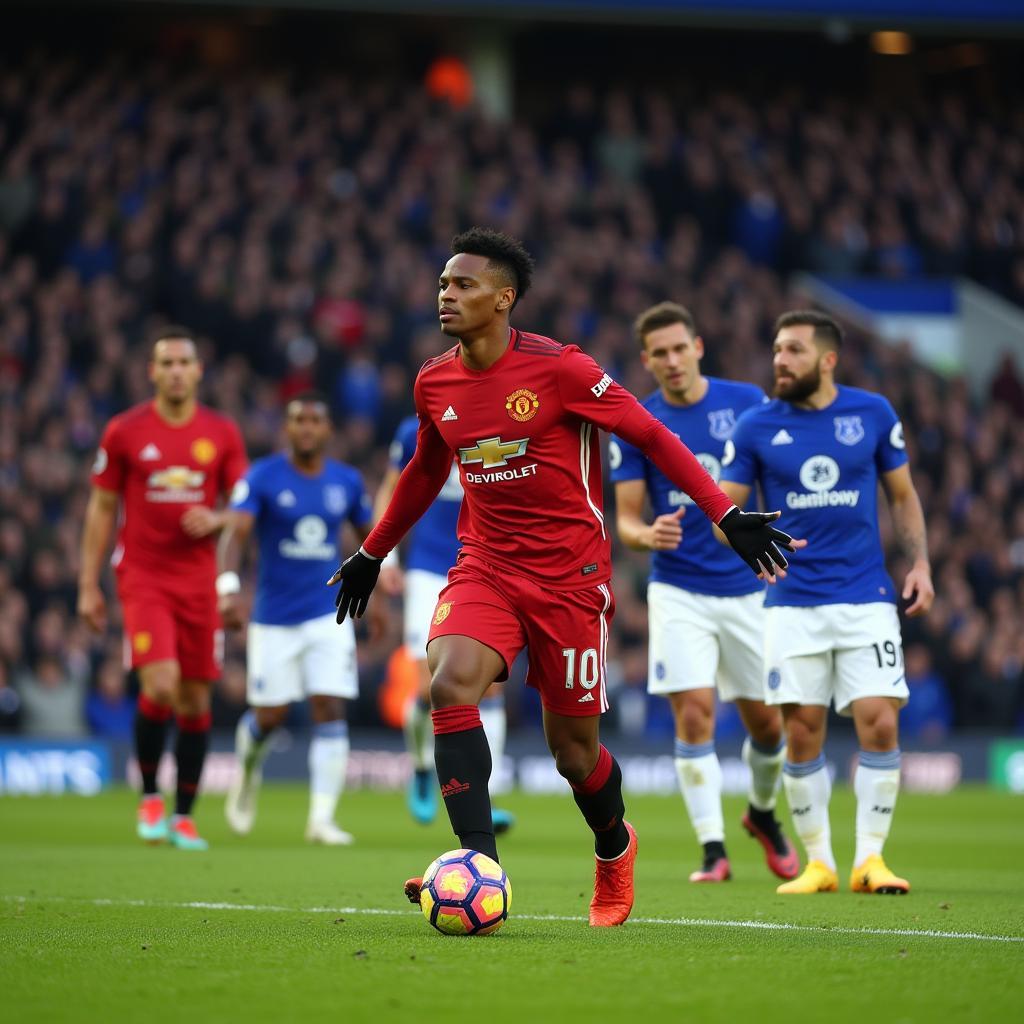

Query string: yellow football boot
850 854 910 894
775 859 839 894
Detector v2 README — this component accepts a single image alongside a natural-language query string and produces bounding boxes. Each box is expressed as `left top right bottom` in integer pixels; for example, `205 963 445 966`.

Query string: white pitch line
4 894 1022 944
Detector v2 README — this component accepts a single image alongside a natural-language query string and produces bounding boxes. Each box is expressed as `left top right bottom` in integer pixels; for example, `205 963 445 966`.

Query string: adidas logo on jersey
277 490 296 507
441 405 458 422
139 443 162 461
771 429 794 446
578 692 595 703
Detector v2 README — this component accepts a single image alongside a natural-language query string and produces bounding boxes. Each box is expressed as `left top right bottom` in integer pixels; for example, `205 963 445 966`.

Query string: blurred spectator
14 653 88 737
85 659 135 740
899 644 954 742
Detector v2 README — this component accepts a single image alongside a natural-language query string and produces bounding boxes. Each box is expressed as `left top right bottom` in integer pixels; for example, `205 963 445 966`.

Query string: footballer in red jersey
329 228 796 926
78 327 247 850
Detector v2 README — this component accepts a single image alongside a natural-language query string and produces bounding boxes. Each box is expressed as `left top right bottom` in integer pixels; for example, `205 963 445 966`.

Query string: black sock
746 804 778 832
174 712 211 817
135 695 172 795
702 840 727 868
746 804 787 853
432 706 497 863
571 745 629 859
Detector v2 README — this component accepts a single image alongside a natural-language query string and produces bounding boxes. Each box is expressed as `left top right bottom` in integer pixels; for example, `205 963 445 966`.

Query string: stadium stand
0 39 1022 737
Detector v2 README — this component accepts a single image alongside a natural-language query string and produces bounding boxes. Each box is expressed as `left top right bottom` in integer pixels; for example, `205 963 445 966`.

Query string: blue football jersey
230 453 372 625
609 378 767 597
390 415 461 576
721 385 908 607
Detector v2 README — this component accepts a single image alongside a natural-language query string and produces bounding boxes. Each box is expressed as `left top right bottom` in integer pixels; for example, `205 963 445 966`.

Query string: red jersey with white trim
413 330 639 590
91 401 248 585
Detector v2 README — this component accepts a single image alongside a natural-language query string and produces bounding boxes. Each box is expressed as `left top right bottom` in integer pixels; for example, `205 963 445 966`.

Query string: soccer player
78 328 248 850
719 310 934 895
328 228 796 926
375 423 514 833
610 302 798 883
219 392 372 845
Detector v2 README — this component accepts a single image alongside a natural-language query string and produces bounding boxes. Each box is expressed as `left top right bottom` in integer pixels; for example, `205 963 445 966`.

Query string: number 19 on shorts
562 647 599 690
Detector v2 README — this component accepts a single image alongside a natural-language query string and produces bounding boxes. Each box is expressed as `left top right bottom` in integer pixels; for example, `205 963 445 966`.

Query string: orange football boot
589 821 638 927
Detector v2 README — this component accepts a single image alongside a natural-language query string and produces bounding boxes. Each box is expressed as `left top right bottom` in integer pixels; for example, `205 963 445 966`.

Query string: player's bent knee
429 671 478 709
550 742 597 786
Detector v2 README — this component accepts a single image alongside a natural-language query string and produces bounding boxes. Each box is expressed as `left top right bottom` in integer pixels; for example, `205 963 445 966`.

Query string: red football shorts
426 554 616 717
118 572 222 681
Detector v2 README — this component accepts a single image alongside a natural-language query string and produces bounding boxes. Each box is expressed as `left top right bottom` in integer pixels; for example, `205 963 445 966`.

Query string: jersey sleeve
720 409 761 487
362 373 455 558
229 463 263 516
874 397 910 474
608 434 647 483
556 347 638 432
91 418 126 493
389 417 418 471
220 419 249 496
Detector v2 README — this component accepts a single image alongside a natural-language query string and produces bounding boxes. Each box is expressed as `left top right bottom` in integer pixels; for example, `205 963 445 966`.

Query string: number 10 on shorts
562 647 599 690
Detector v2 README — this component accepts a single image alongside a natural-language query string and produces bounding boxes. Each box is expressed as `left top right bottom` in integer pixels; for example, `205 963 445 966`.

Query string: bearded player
610 301 798 885
78 328 247 850
719 310 933 895
327 228 798 926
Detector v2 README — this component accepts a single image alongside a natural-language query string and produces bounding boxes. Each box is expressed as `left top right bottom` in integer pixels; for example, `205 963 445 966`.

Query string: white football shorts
763 602 908 716
404 568 448 657
647 581 766 702
246 613 358 706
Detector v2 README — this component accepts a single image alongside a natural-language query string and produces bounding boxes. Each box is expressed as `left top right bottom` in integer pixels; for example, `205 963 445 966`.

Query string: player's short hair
286 390 331 415
149 324 197 350
774 310 844 350
451 227 535 307
633 302 697 348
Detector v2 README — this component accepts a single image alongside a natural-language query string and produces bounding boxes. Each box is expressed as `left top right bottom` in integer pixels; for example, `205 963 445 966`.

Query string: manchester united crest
505 388 540 422
191 438 217 464
433 601 453 625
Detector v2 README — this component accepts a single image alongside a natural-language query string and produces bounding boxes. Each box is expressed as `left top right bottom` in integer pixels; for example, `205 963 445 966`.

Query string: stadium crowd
1 49 1022 739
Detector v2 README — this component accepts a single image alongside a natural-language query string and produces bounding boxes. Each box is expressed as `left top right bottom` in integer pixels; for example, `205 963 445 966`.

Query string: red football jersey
91 401 248 585
385 329 717 590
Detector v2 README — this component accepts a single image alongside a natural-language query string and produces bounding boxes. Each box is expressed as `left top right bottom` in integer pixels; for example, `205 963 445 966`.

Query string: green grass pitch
2 785 1022 1023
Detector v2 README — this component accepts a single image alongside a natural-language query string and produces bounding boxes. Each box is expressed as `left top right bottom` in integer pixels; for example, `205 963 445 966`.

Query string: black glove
718 507 795 578
328 549 382 622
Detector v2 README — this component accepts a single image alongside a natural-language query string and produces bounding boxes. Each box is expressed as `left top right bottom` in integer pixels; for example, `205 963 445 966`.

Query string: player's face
438 253 515 338
641 322 704 401
149 339 201 404
772 325 830 402
286 402 331 458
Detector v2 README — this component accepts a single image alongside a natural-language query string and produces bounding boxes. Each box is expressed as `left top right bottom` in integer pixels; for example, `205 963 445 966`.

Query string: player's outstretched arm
77 486 119 633
216 509 255 630
371 465 404 596
882 464 934 617
329 418 453 621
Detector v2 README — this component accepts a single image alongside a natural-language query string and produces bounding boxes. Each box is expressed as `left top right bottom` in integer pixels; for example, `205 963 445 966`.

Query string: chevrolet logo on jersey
458 437 529 470
148 466 205 490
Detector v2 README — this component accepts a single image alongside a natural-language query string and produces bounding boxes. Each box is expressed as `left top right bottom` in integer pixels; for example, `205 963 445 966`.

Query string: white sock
238 709 272 775
403 697 434 772
854 749 901 867
674 740 724 844
743 736 785 811
308 721 350 824
480 696 506 796
782 755 835 870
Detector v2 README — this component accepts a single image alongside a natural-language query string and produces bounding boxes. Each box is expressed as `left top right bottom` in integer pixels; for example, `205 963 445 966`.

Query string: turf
1 785 1021 1023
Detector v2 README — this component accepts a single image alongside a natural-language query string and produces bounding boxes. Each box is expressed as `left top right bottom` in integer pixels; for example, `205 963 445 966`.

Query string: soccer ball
419 849 512 936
